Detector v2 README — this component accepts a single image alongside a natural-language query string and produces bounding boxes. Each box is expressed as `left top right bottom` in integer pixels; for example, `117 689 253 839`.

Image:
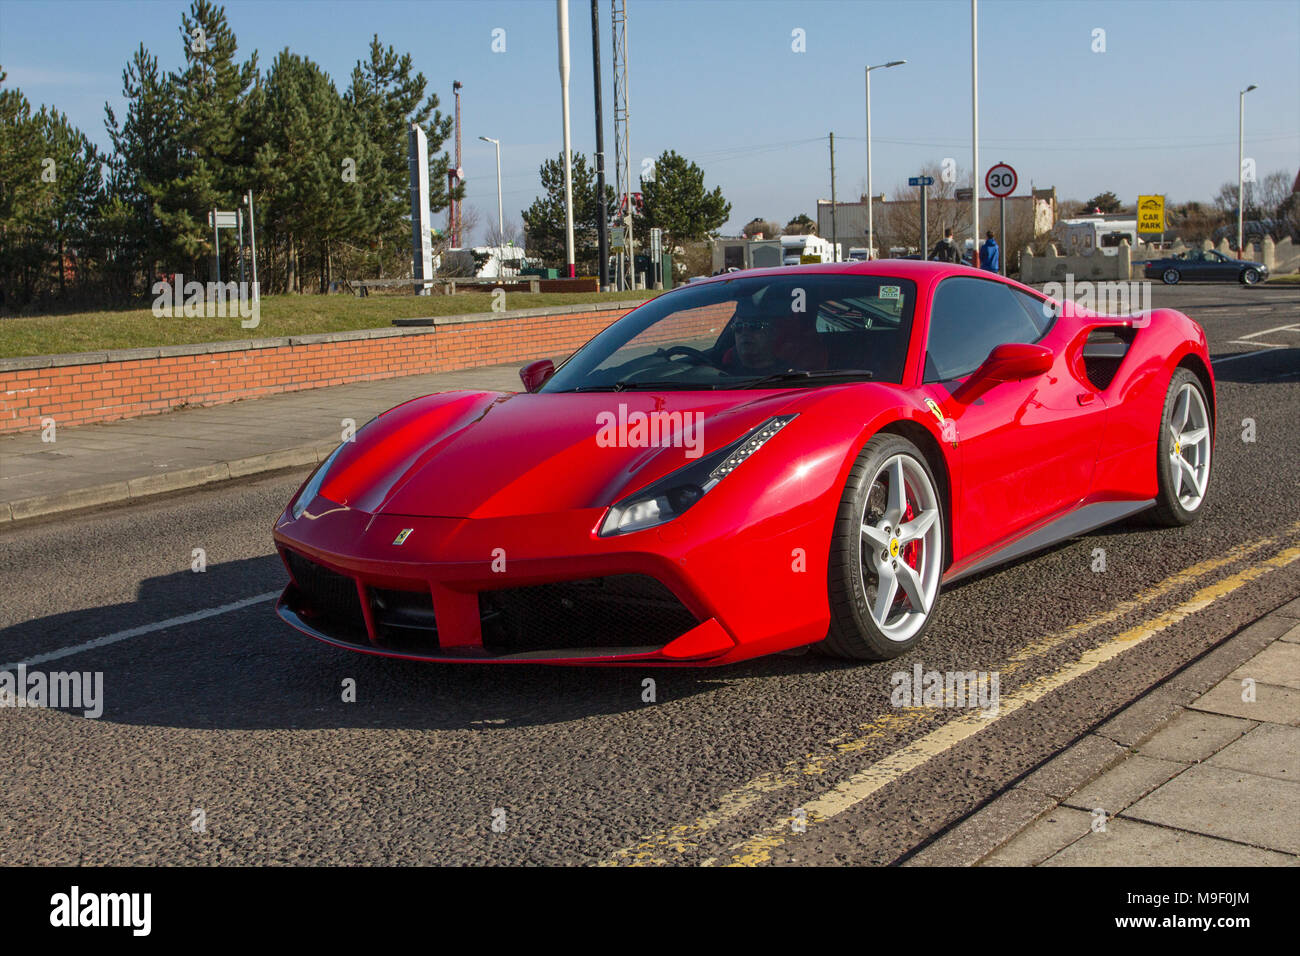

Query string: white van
780 234 839 265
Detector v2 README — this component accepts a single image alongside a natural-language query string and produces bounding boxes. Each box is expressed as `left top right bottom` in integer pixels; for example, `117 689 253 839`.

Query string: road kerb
3 442 325 525
8 481 134 522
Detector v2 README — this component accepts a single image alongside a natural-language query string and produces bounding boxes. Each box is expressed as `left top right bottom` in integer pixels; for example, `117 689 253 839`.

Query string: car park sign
985 163 1017 198
1138 195 1165 234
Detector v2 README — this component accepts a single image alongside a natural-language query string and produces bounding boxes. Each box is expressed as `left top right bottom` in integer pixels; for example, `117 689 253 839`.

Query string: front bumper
272 497 823 665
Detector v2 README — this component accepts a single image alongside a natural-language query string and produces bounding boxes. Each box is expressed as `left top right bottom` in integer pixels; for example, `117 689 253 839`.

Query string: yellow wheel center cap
1173 441 1181 456
890 538 900 558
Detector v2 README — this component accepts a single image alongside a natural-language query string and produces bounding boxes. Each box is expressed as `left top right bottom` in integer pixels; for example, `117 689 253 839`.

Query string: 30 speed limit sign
985 163 1017 198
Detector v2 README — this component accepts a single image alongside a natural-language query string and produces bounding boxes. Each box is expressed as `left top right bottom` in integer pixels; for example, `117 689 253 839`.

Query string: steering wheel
655 345 711 365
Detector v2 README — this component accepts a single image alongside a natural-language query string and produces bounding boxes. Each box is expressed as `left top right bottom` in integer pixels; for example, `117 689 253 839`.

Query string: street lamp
478 136 503 246
1237 84 1257 260
865 59 905 260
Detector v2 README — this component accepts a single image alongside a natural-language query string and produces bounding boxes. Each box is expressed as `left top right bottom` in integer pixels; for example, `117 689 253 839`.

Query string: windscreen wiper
734 369 876 389
565 380 722 392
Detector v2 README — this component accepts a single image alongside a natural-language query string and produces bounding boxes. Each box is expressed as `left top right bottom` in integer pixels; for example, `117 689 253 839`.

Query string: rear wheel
1151 369 1212 526
1162 268 1181 285
821 435 944 660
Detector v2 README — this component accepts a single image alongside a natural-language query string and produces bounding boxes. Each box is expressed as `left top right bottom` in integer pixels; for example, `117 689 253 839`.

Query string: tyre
1162 268 1181 285
821 434 945 660
1151 368 1212 526
1241 268 1261 286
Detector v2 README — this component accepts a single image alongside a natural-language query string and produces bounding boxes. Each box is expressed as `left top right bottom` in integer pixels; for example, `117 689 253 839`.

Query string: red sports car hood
317 389 806 519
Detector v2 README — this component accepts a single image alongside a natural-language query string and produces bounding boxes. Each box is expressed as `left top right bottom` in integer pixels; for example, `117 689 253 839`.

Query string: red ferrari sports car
273 261 1214 665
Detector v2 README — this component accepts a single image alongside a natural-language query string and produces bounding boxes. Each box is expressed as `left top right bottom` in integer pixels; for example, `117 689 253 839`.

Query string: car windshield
541 273 918 392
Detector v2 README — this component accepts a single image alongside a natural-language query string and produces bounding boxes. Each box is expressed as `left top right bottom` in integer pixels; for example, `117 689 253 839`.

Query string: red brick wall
637 302 737 346
0 306 637 435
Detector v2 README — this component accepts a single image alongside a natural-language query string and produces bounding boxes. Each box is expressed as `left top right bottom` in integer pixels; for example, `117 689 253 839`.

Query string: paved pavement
0 362 523 522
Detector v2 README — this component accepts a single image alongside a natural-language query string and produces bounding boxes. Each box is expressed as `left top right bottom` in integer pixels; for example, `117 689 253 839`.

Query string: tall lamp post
865 59 905 261
970 0 979 268
478 136 503 245
557 0 576 278
1237 84 1257 259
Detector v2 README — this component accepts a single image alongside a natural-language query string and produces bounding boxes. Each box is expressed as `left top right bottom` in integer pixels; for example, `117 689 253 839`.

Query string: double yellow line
602 522 1300 867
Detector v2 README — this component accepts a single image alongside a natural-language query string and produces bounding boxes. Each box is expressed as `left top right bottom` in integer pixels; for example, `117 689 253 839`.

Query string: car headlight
291 441 349 519
599 415 797 536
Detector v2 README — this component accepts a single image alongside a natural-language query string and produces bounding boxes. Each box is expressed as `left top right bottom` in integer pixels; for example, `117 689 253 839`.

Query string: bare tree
485 217 524 249
742 217 780 239
998 201 1043 275
677 240 713 280
1213 180 1257 216
1057 198 1083 220
881 161 968 254
457 204 482 248
1163 201 1228 244
1257 170 1292 220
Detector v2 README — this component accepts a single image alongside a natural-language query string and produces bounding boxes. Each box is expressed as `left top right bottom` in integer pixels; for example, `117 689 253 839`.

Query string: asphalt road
2 282 1297 866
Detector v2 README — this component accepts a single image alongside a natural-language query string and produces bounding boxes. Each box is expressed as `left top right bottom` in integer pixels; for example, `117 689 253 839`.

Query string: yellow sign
1138 195 1165 234
800 254 821 264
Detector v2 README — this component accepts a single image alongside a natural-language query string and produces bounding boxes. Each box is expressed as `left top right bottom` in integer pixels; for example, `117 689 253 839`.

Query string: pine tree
150 0 258 276
639 150 730 251
103 44 178 290
0 67 46 305
257 50 374 292
521 152 613 273
34 106 104 294
0 69 102 306
343 35 458 278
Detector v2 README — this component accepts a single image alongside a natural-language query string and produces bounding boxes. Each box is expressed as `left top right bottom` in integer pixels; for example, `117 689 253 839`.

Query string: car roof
691 258 1036 295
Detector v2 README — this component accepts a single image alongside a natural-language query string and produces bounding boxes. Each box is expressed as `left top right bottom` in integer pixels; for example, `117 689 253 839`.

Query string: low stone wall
0 300 648 436
1019 244 1133 283
1021 235 1299 282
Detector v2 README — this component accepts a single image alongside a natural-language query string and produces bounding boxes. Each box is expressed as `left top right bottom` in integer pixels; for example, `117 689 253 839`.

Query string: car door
920 277 1109 560
1186 249 1217 281
1201 249 1234 281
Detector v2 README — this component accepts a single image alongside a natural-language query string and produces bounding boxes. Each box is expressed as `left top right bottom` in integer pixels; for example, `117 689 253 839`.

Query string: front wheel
1151 369 1212 526
821 435 945 660
1162 268 1181 285
1241 268 1261 286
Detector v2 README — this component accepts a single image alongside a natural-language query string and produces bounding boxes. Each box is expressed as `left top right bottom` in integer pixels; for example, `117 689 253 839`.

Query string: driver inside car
722 299 788 376
720 294 829 376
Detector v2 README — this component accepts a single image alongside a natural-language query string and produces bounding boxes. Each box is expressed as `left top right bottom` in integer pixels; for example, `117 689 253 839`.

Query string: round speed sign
985 163 1017 198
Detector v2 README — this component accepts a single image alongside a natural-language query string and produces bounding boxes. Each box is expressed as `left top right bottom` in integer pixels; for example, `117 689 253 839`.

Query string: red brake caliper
901 497 920 570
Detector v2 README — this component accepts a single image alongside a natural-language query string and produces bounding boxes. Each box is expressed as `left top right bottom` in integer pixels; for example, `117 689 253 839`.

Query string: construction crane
611 0 633 290
448 80 464 248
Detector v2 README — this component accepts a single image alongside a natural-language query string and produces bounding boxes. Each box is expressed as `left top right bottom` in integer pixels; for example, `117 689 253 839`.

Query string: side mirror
951 343 1053 404
975 342 1054 383
519 359 555 393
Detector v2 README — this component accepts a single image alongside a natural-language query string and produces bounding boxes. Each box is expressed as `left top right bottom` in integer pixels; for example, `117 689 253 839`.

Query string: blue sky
2 0 1298 245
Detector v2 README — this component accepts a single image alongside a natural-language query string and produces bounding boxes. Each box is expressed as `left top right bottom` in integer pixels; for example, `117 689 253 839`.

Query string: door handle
1077 392 1096 406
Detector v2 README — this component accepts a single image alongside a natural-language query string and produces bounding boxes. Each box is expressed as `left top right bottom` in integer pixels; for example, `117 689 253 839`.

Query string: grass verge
0 289 661 359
